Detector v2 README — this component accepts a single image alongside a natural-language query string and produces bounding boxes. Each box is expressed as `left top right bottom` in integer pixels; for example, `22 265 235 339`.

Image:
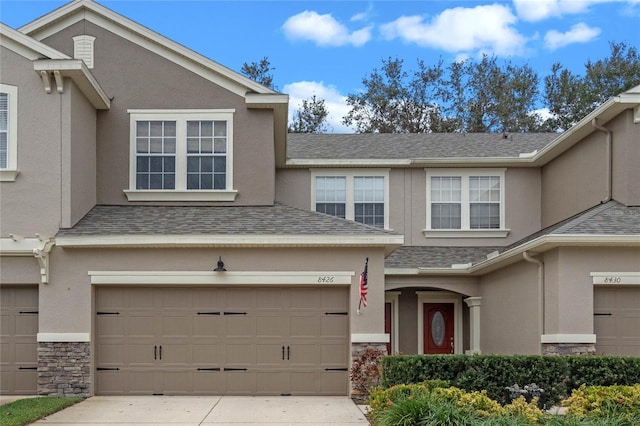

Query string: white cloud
380 5 527 56
283 81 355 134
513 0 632 22
282 10 372 47
544 23 601 50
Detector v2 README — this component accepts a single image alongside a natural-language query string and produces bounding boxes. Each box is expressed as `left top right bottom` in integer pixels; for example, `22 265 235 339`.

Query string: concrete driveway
31 395 370 425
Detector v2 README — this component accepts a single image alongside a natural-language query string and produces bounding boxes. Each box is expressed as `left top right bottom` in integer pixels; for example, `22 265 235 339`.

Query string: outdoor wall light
213 256 226 272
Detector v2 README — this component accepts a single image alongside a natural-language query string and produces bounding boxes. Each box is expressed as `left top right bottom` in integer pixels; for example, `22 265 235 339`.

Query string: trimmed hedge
380 355 640 405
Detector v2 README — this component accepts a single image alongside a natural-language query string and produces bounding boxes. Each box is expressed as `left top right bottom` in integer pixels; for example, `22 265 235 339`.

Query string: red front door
424 303 455 354
384 302 392 355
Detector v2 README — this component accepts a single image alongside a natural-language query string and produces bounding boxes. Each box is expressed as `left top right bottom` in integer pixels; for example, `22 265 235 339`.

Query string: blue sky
1 0 639 132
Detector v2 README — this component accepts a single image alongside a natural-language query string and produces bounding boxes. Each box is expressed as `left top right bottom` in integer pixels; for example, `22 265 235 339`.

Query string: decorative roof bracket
40 70 52 93
53 70 64 93
32 234 54 284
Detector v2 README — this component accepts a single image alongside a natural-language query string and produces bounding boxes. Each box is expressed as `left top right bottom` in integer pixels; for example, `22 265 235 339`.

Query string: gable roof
0 22 70 60
287 133 557 167
18 0 288 160
1 22 110 109
387 201 640 274
55 204 404 253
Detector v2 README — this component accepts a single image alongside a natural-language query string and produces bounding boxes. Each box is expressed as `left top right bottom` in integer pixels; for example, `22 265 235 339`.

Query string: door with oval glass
424 303 455 354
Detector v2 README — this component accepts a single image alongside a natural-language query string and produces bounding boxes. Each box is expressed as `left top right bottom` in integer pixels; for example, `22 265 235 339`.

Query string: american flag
359 257 368 308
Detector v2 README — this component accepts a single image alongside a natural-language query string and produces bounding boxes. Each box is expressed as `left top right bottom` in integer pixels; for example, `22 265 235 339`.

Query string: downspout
591 118 612 203
523 251 544 350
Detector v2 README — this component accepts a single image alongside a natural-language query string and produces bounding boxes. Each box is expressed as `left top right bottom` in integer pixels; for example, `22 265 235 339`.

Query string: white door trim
385 291 400 354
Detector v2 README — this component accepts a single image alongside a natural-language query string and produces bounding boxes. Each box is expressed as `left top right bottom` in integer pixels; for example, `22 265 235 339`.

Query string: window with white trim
312 170 389 228
425 169 508 237
0 84 18 182
125 110 236 201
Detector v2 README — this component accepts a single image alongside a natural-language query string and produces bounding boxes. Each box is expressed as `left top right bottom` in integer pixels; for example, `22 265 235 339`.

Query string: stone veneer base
542 343 596 355
38 342 91 397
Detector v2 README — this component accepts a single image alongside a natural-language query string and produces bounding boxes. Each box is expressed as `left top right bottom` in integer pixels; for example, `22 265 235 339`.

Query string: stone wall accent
350 342 387 402
542 343 596 355
38 342 91 397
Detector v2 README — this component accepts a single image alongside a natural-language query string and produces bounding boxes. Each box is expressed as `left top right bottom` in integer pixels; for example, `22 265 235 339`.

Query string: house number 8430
603 276 622 284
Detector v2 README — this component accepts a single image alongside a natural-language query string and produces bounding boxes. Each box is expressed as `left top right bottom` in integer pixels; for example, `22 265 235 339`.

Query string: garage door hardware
594 313 612 316
223 368 247 371
97 311 120 315
97 367 120 371
223 311 247 315
325 312 348 315
197 368 221 371
197 311 221 315
154 345 162 360
325 368 348 371
18 367 37 370
282 345 290 360
19 311 38 314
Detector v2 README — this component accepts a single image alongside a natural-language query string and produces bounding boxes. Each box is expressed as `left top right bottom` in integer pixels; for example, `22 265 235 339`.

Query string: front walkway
31 395 370 425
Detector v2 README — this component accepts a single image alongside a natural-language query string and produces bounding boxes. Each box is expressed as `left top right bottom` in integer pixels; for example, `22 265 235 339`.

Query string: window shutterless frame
424 168 509 238
124 109 237 202
0 84 18 182
311 169 390 229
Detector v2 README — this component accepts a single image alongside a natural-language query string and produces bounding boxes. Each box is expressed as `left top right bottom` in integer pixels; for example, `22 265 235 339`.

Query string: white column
464 297 482 354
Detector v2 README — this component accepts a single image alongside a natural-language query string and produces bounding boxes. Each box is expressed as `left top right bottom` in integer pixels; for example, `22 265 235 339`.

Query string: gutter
591 118 612 203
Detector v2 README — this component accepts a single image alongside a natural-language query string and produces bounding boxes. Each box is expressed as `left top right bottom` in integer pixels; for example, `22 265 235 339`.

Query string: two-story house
1 0 638 398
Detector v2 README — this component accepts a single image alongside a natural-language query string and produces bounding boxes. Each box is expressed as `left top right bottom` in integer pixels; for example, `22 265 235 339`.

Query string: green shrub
562 384 640 419
380 354 640 405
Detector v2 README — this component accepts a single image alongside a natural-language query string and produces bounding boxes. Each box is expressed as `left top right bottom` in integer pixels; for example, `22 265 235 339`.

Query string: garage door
96 287 349 395
0 286 39 394
594 287 640 356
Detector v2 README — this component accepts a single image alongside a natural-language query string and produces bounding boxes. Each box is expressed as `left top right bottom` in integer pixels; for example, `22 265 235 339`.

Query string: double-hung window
312 170 389 229
425 169 508 237
0 84 18 182
125 110 236 201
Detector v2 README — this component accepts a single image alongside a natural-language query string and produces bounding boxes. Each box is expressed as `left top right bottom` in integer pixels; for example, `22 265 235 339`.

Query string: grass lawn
0 397 82 426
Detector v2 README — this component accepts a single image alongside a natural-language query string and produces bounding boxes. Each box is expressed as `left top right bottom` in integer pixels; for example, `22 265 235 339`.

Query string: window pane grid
186 120 226 190
0 93 7 169
430 177 462 229
315 177 346 218
135 121 176 189
354 177 385 227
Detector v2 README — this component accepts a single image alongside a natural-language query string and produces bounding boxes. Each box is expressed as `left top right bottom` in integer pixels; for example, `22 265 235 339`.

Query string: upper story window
425 169 509 238
0 84 18 182
124 110 237 201
312 170 389 229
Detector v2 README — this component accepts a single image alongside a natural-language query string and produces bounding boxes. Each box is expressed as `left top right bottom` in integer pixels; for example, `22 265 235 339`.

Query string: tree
342 57 448 133
289 95 330 133
542 42 640 131
444 55 540 133
241 56 276 90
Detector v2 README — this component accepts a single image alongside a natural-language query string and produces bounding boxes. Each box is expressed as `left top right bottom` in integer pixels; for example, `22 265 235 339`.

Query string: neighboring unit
1 0 638 398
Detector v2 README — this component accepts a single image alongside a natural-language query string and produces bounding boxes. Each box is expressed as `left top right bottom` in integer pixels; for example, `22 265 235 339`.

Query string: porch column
464 297 482 354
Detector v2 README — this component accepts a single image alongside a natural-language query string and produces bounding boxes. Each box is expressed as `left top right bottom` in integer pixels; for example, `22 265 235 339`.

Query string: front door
424 303 455 354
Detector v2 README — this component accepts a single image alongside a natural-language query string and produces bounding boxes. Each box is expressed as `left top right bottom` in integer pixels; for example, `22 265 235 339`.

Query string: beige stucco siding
480 261 541 354
541 131 608 227
43 246 385 336
0 257 40 284
42 21 276 206
543 247 640 335
610 110 640 206
275 168 311 209
67 81 97 228
0 47 63 237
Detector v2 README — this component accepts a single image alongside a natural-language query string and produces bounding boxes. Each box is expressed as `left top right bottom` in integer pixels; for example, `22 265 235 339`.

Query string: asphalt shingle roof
56 203 399 237
287 133 559 160
386 201 640 269
385 246 502 269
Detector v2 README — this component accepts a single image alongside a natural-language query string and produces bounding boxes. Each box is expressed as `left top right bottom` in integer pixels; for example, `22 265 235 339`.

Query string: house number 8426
317 276 335 283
